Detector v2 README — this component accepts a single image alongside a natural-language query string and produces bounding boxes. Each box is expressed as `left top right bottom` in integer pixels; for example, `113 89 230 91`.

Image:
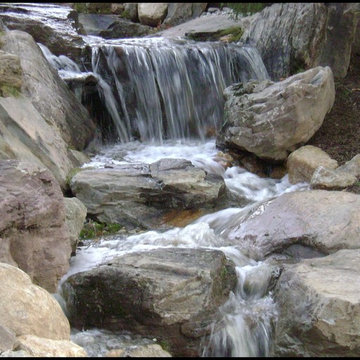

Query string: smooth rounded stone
0 263 70 340
14 335 87 357
217 67 335 161
70 159 226 229
105 344 171 357
241 3 359 80
273 249 360 356
138 3 168 27
219 190 360 261
311 166 357 190
0 160 71 292
62 248 237 357
337 154 360 178
64 197 87 255
0 325 16 352
1 30 95 152
287 145 338 184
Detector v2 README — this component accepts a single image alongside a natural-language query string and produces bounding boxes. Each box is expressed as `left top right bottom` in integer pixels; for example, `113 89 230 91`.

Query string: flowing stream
1 3 310 356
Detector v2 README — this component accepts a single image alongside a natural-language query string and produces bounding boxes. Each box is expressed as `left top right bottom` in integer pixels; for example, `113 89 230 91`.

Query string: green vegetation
79 220 123 239
72 3 88 13
217 26 243 42
222 3 267 17
66 167 82 187
157 339 171 353
0 84 21 97
120 9 131 20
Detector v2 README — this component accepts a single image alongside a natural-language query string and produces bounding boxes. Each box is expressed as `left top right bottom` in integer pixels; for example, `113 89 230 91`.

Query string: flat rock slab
154 13 243 39
273 249 360 356
70 159 226 229
62 248 237 356
218 190 360 260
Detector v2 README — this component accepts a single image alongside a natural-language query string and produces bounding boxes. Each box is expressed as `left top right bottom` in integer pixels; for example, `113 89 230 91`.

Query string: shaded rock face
62 248 237 356
105 343 171 357
0 160 71 292
273 249 360 356
0 3 85 60
217 67 335 161
78 14 151 38
163 3 207 27
70 159 226 229
1 30 95 152
0 262 70 340
64 197 87 255
287 145 338 184
241 3 359 80
217 190 360 261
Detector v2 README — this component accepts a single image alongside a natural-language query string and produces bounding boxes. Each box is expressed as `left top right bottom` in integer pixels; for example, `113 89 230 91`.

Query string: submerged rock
217 67 335 161
70 159 226 229
0 160 71 292
218 190 360 261
62 248 237 357
273 249 360 356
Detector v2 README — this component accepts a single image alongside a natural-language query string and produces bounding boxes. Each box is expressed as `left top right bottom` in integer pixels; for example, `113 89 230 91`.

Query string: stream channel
3 3 310 356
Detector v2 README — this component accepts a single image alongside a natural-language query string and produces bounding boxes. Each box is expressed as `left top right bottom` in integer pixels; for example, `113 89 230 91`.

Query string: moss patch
187 26 243 43
0 84 21 97
80 220 123 240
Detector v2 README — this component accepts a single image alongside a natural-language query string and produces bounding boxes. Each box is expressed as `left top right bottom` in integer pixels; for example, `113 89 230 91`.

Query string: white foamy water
62 140 308 357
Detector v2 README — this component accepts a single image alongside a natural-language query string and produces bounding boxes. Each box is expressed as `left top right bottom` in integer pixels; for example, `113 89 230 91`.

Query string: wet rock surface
273 249 360 356
217 190 360 261
217 67 335 161
62 248 237 356
70 159 226 229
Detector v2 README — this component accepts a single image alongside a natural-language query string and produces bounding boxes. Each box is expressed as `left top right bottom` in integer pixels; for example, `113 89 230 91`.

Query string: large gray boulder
0 160 71 292
273 249 360 356
241 3 360 80
216 190 360 261
1 30 95 151
217 67 335 161
70 159 226 229
62 248 237 357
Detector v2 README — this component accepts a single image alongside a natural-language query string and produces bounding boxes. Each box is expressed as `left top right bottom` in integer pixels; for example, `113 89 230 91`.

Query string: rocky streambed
0 2 360 358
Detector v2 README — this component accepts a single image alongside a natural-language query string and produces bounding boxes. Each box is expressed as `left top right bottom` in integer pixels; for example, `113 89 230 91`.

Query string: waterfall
89 38 269 143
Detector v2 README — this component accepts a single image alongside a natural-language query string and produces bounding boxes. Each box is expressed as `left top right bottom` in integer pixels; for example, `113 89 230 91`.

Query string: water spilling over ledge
40 37 269 144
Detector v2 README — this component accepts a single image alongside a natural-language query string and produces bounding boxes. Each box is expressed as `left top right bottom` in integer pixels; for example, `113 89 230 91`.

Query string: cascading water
8 3 311 356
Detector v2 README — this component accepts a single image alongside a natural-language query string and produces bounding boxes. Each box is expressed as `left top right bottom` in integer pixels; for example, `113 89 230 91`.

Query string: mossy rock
186 26 243 43
79 220 123 240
